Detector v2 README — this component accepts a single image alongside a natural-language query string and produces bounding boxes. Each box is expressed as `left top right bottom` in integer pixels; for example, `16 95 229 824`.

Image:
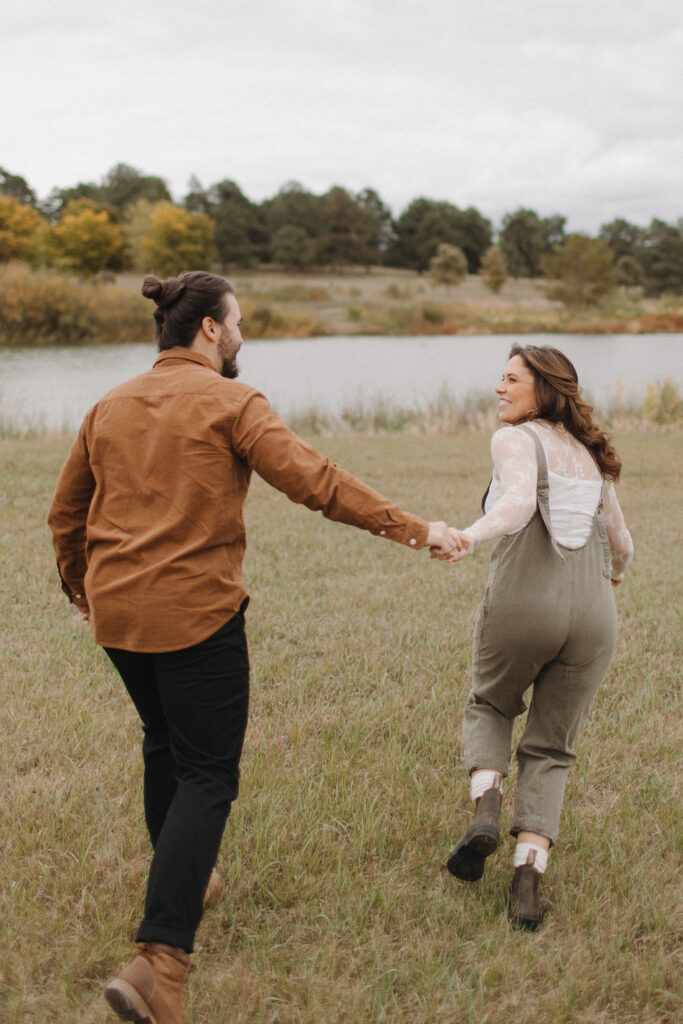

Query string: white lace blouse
462 421 634 578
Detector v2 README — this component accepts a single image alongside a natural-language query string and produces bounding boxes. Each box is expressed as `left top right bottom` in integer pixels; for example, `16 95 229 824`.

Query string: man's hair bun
141 275 186 308
142 269 233 351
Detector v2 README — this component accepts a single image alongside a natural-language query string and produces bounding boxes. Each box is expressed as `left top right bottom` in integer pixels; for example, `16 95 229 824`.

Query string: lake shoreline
3 333 681 437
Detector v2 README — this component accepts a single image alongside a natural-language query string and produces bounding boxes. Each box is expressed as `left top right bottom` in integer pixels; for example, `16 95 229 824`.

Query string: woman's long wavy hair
510 343 622 481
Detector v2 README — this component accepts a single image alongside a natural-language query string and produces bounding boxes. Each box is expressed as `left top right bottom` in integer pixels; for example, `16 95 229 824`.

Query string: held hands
427 524 472 563
426 522 471 561
444 528 472 562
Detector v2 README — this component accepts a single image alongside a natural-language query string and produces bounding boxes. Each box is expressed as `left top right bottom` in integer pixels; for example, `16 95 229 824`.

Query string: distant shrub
240 300 323 339
542 234 618 306
384 283 410 299
347 306 362 321
479 245 508 294
422 303 445 325
0 262 151 346
430 243 467 290
640 379 682 425
380 305 414 333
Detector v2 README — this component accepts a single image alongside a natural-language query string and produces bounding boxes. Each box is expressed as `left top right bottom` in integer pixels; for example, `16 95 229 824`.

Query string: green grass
1 431 681 1023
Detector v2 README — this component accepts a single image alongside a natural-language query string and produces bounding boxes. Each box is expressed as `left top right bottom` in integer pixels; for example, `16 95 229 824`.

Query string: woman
443 344 633 930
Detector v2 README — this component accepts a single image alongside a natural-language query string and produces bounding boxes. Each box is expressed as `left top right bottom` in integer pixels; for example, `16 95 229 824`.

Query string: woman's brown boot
508 849 545 930
104 942 191 1024
447 784 502 881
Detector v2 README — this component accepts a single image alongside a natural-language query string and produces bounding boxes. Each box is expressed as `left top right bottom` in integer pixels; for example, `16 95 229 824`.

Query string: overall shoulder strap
598 477 606 510
517 424 548 492
516 424 565 559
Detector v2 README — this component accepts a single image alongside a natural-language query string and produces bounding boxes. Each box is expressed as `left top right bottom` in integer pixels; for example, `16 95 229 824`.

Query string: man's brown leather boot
104 942 191 1024
447 783 502 881
203 868 225 908
508 849 545 930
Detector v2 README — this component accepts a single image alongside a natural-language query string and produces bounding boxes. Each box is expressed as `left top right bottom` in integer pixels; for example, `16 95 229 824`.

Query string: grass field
1 430 681 1023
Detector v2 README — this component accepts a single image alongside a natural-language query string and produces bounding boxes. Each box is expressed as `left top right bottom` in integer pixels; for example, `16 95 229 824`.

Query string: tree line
1 163 682 300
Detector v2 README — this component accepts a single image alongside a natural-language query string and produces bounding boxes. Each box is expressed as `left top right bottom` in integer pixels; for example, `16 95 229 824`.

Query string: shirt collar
153 347 216 372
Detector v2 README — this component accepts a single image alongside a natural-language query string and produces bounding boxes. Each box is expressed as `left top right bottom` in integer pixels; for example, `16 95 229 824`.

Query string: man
48 270 457 1024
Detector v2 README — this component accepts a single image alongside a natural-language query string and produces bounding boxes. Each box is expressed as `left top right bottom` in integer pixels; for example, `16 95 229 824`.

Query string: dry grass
230 269 683 337
0 262 152 346
1 431 681 1023
2 263 681 347
119 268 683 339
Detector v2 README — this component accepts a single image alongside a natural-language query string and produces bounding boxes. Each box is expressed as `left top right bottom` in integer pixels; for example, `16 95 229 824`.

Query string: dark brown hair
509 343 622 481
142 271 234 351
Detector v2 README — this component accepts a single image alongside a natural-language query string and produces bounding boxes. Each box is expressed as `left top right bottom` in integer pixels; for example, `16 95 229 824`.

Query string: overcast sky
2 0 681 233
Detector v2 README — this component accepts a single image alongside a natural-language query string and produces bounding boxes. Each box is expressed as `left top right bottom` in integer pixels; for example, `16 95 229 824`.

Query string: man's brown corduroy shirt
48 348 430 652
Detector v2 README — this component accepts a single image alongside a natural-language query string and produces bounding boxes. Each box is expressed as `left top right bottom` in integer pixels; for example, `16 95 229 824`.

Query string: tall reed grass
0 262 152 346
1 380 680 441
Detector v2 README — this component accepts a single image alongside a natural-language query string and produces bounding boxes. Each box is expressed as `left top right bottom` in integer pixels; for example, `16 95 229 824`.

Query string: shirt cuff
462 527 477 554
376 516 429 549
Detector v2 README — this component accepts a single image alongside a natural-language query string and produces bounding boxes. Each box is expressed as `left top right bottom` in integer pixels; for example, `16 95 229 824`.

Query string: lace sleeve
603 482 634 577
465 427 538 548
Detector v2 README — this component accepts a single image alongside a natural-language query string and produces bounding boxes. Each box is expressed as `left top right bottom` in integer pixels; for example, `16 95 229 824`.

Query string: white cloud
1 0 681 231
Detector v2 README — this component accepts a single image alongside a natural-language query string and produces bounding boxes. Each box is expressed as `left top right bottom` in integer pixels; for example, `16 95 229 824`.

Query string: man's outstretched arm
232 391 457 555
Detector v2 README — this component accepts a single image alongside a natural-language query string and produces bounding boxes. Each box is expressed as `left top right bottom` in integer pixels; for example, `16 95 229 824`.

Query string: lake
2 333 681 434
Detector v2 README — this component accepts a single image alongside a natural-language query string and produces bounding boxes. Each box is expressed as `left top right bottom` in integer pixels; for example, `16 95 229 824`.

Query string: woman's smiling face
495 354 538 423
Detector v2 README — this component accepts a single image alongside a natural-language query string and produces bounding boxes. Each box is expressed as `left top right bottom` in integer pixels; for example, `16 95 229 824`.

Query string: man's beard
220 354 239 379
217 335 239 379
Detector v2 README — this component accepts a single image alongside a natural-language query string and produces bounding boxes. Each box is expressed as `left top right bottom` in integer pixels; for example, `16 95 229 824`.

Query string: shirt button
409 538 417 546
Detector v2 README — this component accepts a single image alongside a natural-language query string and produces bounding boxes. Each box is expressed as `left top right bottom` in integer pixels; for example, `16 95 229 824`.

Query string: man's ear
201 316 217 342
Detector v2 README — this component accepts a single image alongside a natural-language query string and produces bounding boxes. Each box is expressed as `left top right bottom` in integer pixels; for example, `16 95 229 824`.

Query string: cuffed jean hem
136 920 195 955
465 757 510 778
509 817 558 846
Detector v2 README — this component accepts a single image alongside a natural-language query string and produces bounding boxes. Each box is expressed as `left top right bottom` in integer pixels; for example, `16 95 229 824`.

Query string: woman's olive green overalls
463 426 617 844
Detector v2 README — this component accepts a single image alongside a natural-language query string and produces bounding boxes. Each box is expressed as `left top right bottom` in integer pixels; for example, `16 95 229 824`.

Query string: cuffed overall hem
465 757 510 778
136 920 195 955
509 817 558 846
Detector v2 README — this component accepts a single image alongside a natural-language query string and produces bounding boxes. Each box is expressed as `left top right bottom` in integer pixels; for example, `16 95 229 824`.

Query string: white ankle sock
470 770 503 802
514 842 549 874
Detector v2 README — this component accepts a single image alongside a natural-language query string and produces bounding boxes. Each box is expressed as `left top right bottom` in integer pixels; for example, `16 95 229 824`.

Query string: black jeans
105 609 250 953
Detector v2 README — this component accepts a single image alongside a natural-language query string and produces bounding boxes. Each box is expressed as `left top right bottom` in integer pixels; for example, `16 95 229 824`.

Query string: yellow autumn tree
47 200 127 276
123 198 156 271
141 202 217 277
0 197 45 264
